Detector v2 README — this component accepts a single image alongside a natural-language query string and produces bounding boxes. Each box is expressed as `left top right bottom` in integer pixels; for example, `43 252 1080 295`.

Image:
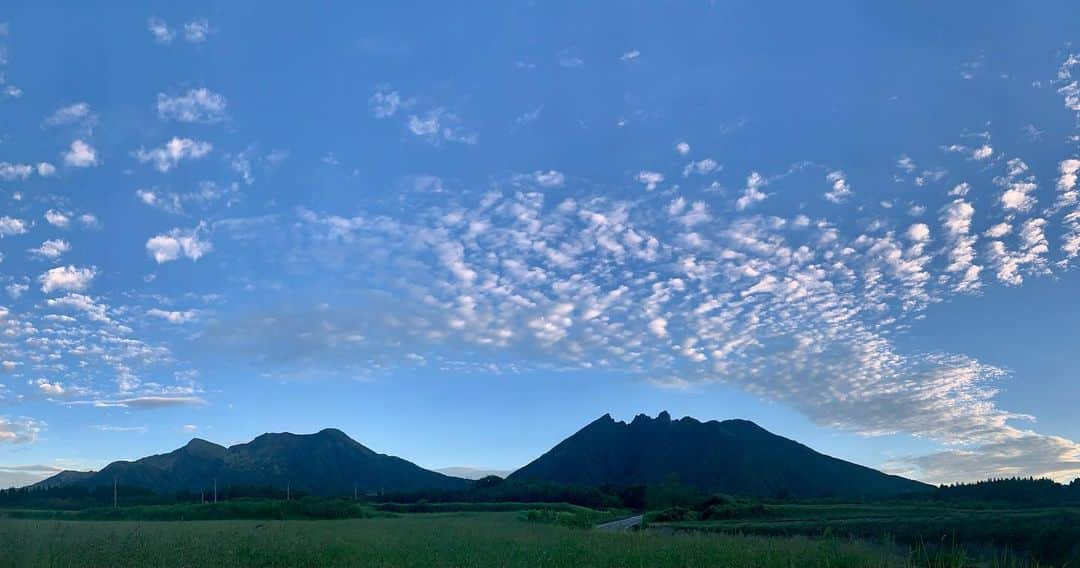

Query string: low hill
508 412 931 498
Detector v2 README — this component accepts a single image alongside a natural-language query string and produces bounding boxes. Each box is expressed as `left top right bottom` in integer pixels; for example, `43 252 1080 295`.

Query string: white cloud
183 19 211 43
997 159 1037 213
147 17 174 44
620 50 640 62
45 293 111 323
1055 158 1080 209
35 379 65 396
0 162 33 180
39 265 96 294
896 154 916 173
987 218 1048 286
1058 159 1080 259
135 182 239 215
735 172 768 210
647 317 668 337
515 106 543 125
406 109 476 145
370 85 409 118
28 239 71 260
682 158 720 177
675 142 690 155
1060 81 1080 112
147 308 198 324
157 88 227 123
635 171 664 191
133 137 212 172
145 225 212 263
906 223 931 242
949 182 970 197
531 170 565 188
824 170 853 203
63 139 98 167
972 144 994 160
79 213 100 229
181 424 198 432
0 216 28 236
5 283 28 299
37 162 56 176
44 210 69 228
0 417 44 444
984 223 1012 238
43 102 95 129
72 396 206 409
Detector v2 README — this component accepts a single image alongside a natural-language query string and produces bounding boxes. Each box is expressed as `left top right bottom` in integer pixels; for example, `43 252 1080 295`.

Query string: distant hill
35 428 468 496
435 467 512 480
508 412 931 498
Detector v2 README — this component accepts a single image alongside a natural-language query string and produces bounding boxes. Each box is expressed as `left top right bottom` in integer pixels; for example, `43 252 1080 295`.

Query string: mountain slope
508 412 931 498
35 429 467 495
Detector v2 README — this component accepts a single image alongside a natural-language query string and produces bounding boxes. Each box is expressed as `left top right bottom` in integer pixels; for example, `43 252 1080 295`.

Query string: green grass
0 512 905 567
653 502 1080 565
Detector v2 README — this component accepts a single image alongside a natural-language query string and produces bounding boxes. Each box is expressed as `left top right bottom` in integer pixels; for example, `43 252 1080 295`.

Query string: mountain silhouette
508 412 930 498
36 428 467 495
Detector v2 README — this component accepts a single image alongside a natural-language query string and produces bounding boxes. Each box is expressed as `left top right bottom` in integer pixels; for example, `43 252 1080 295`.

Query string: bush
646 507 697 523
700 502 768 521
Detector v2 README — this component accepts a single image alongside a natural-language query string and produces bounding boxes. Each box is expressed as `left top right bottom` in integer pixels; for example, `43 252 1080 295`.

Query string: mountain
35 428 468 496
435 467 513 480
508 412 931 498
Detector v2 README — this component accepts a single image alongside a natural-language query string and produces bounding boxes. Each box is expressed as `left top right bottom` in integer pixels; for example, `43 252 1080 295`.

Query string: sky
1 2 1080 488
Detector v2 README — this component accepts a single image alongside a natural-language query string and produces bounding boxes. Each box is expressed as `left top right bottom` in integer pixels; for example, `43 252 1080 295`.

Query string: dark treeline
0 484 306 510
932 476 1080 505
2 476 700 512
6 475 1080 512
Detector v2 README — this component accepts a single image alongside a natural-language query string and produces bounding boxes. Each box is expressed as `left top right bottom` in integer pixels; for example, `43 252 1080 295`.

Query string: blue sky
2 2 1080 487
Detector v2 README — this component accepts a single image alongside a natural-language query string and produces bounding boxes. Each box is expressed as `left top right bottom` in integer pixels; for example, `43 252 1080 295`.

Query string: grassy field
3 502 1078 567
651 502 1080 565
0 512 906 568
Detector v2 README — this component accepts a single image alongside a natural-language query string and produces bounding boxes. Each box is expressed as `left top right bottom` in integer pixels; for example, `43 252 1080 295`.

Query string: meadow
0 512 905 568
650 501 1080 566
2 498 1079 566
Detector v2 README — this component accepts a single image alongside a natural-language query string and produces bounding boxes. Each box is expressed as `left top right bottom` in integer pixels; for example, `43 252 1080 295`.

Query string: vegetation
933 477 1080 505
0 513 906 567
650 500 1080 565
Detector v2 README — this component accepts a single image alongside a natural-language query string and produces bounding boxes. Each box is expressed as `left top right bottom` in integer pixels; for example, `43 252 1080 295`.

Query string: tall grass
0 513 903 567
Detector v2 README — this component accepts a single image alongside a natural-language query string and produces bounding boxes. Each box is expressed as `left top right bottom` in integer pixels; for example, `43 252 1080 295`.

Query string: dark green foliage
519 507 615 528
645 506 697 523
0 498 377 521
934 477 1080 506
656 502 1080 565
509 412 931 498
0 515 905 567
378 479 626 509
32 428 468 497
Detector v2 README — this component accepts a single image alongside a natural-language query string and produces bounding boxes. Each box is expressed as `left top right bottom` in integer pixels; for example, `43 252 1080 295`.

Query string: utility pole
113 476 117 508
200 489 204 504
286 480 290 501
353 482 357 502
213 479 217 503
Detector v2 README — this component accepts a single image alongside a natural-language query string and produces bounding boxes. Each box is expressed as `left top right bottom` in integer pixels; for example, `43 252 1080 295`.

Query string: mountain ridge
508 411 931 498
35 428 468 495
37 414 931 498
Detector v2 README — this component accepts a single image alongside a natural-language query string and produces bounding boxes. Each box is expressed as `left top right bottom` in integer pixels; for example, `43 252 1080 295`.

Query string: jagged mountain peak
510 412 931 498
